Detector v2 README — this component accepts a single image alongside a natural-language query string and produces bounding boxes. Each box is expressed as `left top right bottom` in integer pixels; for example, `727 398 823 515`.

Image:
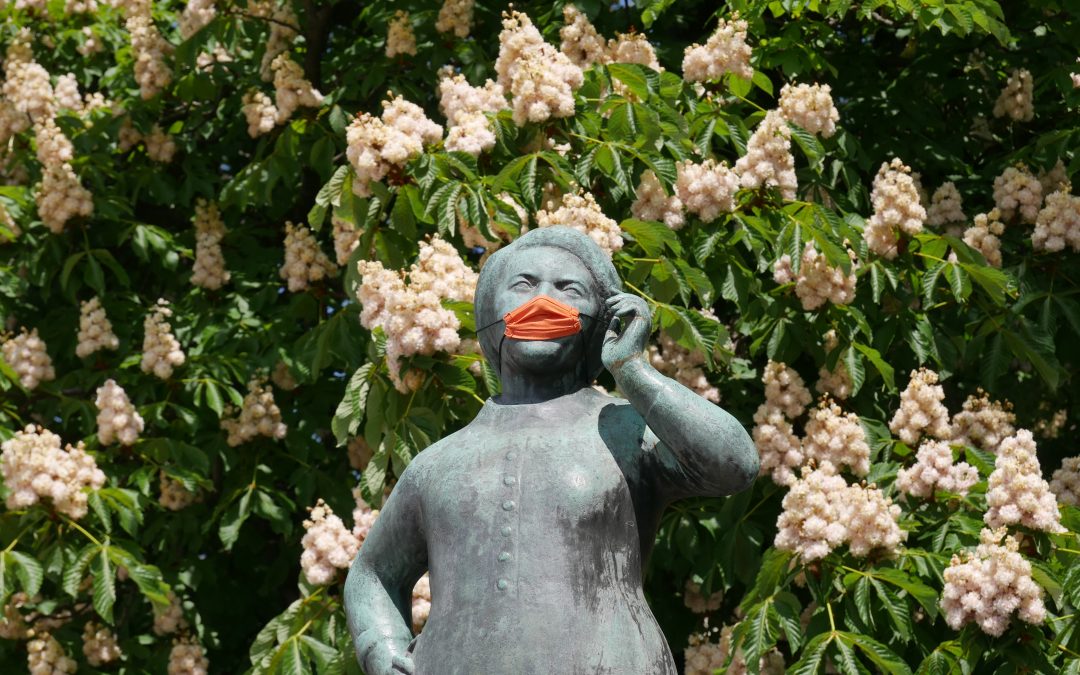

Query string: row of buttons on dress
497 450 519 591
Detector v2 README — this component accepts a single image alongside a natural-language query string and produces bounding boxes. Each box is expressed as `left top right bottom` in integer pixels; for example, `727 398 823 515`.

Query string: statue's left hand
391 654 415 674
601 292 652 374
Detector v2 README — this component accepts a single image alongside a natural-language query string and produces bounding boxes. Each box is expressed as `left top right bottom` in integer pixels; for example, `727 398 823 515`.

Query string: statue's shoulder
401 424 473 477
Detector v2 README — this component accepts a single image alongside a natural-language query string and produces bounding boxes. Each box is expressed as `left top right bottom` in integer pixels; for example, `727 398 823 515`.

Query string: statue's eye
557 281 583 297
512 277 535 289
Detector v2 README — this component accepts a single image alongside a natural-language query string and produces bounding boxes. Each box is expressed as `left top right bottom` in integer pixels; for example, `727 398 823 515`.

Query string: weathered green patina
344 227 759 674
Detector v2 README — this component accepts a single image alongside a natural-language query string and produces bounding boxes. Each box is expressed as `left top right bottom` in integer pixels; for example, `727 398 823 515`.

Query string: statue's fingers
604 316 622 343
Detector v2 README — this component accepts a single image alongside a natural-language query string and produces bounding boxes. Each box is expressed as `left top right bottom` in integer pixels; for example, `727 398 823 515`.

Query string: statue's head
475 226 622 383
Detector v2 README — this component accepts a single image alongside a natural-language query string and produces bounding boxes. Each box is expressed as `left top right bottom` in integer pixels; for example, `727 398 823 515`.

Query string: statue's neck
495 368 586 405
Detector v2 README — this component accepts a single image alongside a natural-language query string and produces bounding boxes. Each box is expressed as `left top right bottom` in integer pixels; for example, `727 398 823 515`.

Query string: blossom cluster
675 159 739 223
1032 187 1080 253
95 378 145 446
300 499 362 585
950 390 1015 454
495 11 584 126
27 633 76 675
126 8 173 100
685 626 785 675
647 330 719 403
386 10 417 58
242 89 277 138
863 158 927 259
774 466 905 560
984 430 1064 533
1049 456 1080 507
889 368 951 445
992 165 1042 224
167 637 209 675
926 182 966 229
271 54 323 125
682 15 753 82
0 425 106 519
153 591 187 635
82 622 123 666
258 2 297 80
778 82 839 138
559 5 608 69
159 471 200 511
436 0 474 38
345 94 442 197
141 299 185 379
992 69 1034 122
280 221 337 292
734 110 797 199
774 242 857 311
753 361 811 486
191 199 230 290
964 209 1006 267
631 170 684 229
535 190 623 256
221 378 288 446
815 330 852 400
941 528 1045 636
438 71 505 156
356 236 477 391
683 579 723 614
2 327 56 389
412 573 432 632
896 440 978 498
801 399 870 477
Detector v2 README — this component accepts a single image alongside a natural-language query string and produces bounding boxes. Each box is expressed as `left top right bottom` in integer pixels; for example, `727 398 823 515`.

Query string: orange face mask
501 294 584 340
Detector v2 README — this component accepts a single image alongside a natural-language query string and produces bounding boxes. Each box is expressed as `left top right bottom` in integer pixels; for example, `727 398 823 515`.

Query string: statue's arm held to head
613 347 759 499
344 463 427 675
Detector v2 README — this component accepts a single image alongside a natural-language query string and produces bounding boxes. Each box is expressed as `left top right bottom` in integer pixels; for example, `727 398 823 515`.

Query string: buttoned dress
351 387 736 674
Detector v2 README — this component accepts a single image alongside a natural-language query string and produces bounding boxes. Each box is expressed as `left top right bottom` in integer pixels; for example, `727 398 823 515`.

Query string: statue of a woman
345 226 759 674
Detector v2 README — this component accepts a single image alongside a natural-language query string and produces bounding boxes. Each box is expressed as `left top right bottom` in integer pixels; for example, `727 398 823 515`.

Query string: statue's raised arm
601 292 759 499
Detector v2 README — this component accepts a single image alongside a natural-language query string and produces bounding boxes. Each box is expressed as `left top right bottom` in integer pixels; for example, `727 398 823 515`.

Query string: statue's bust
345 227 758 675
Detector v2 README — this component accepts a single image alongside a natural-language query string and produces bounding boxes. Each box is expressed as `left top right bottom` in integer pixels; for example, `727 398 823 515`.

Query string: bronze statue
345 226 758 674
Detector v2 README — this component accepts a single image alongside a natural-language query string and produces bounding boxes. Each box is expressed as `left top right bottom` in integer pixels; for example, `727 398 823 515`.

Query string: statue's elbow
728 427 759 493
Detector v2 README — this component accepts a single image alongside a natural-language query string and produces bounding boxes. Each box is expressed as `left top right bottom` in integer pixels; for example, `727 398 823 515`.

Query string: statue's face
494 246 601 377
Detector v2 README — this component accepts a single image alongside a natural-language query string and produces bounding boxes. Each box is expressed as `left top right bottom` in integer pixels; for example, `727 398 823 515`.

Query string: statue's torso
409 388 677 675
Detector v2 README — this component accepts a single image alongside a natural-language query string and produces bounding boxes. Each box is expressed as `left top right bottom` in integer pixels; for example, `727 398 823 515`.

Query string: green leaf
219 489 254 550
619 218 681 257
9 551 43 598
871 568 939 621
853 342 895 391
63 544 97 598
277 638 312 675
92 548 116 623
608 63 650 100
846 631 913 675
790 632 832 675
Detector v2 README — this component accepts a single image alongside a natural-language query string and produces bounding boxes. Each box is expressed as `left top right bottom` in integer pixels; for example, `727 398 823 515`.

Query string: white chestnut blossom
863 158 926 259
167 637 209 675
682 14 752 82
412 574 431 632
1049 456 1080 507
352 488 379 542
783 242 857 311
82 622 123 666
152 591 187 635
144 125 177 163
242 89 277 138
683 579 722 614
802 398 870 477
535 191 623 256
495 11 584 127
963 209 1006 268
647 331 718 403
179 0 216 40
27 633 76 675
734 110 797 199
778 82 839 138
1036 159 1068 196
0 425 106 519
382 95 443 147
36 161 94 234
984 430 1064 533
1032 187 1080 253
280 221 337 292
2 327 56 389
560 5 607 69
675 159 739 222
436 0 474 38
259 3 297 80
300 499 361 585
159 471 200 511
950 390 1015 454
889 368 951 445
941 528 1046 636
773 467 845 560
816 330 851 401
631 170 684 230
925 182 966 228
95 379 145 446
992 165 1042 224
141 299 185 379
385 10 417 58
438 73 506 156
753 405 803 487
356 237 476 392
191 199 230 290
53 73 82 111
220 378 288 446
1035 408 1067 440
346 94 442 197
271 53 323 124
896 440 978 498
762 360 812 419
607 32 660 70
126 11 173 100
331 215 361 266
992 68 1034 122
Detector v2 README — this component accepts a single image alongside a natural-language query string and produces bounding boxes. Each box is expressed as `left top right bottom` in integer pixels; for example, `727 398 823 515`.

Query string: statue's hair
475 226 623 382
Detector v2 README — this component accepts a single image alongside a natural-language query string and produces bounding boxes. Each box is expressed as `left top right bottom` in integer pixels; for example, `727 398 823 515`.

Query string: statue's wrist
609 353 649 384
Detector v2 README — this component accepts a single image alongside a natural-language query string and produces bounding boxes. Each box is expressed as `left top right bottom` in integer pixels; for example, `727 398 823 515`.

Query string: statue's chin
504 338 578 375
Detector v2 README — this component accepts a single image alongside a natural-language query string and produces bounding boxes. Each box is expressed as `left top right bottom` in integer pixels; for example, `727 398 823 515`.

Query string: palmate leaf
92 547 116 623
790 632 833 675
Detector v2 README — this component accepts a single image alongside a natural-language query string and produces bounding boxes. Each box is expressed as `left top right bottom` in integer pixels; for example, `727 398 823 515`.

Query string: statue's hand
602 292 652 375
391 654 416 674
